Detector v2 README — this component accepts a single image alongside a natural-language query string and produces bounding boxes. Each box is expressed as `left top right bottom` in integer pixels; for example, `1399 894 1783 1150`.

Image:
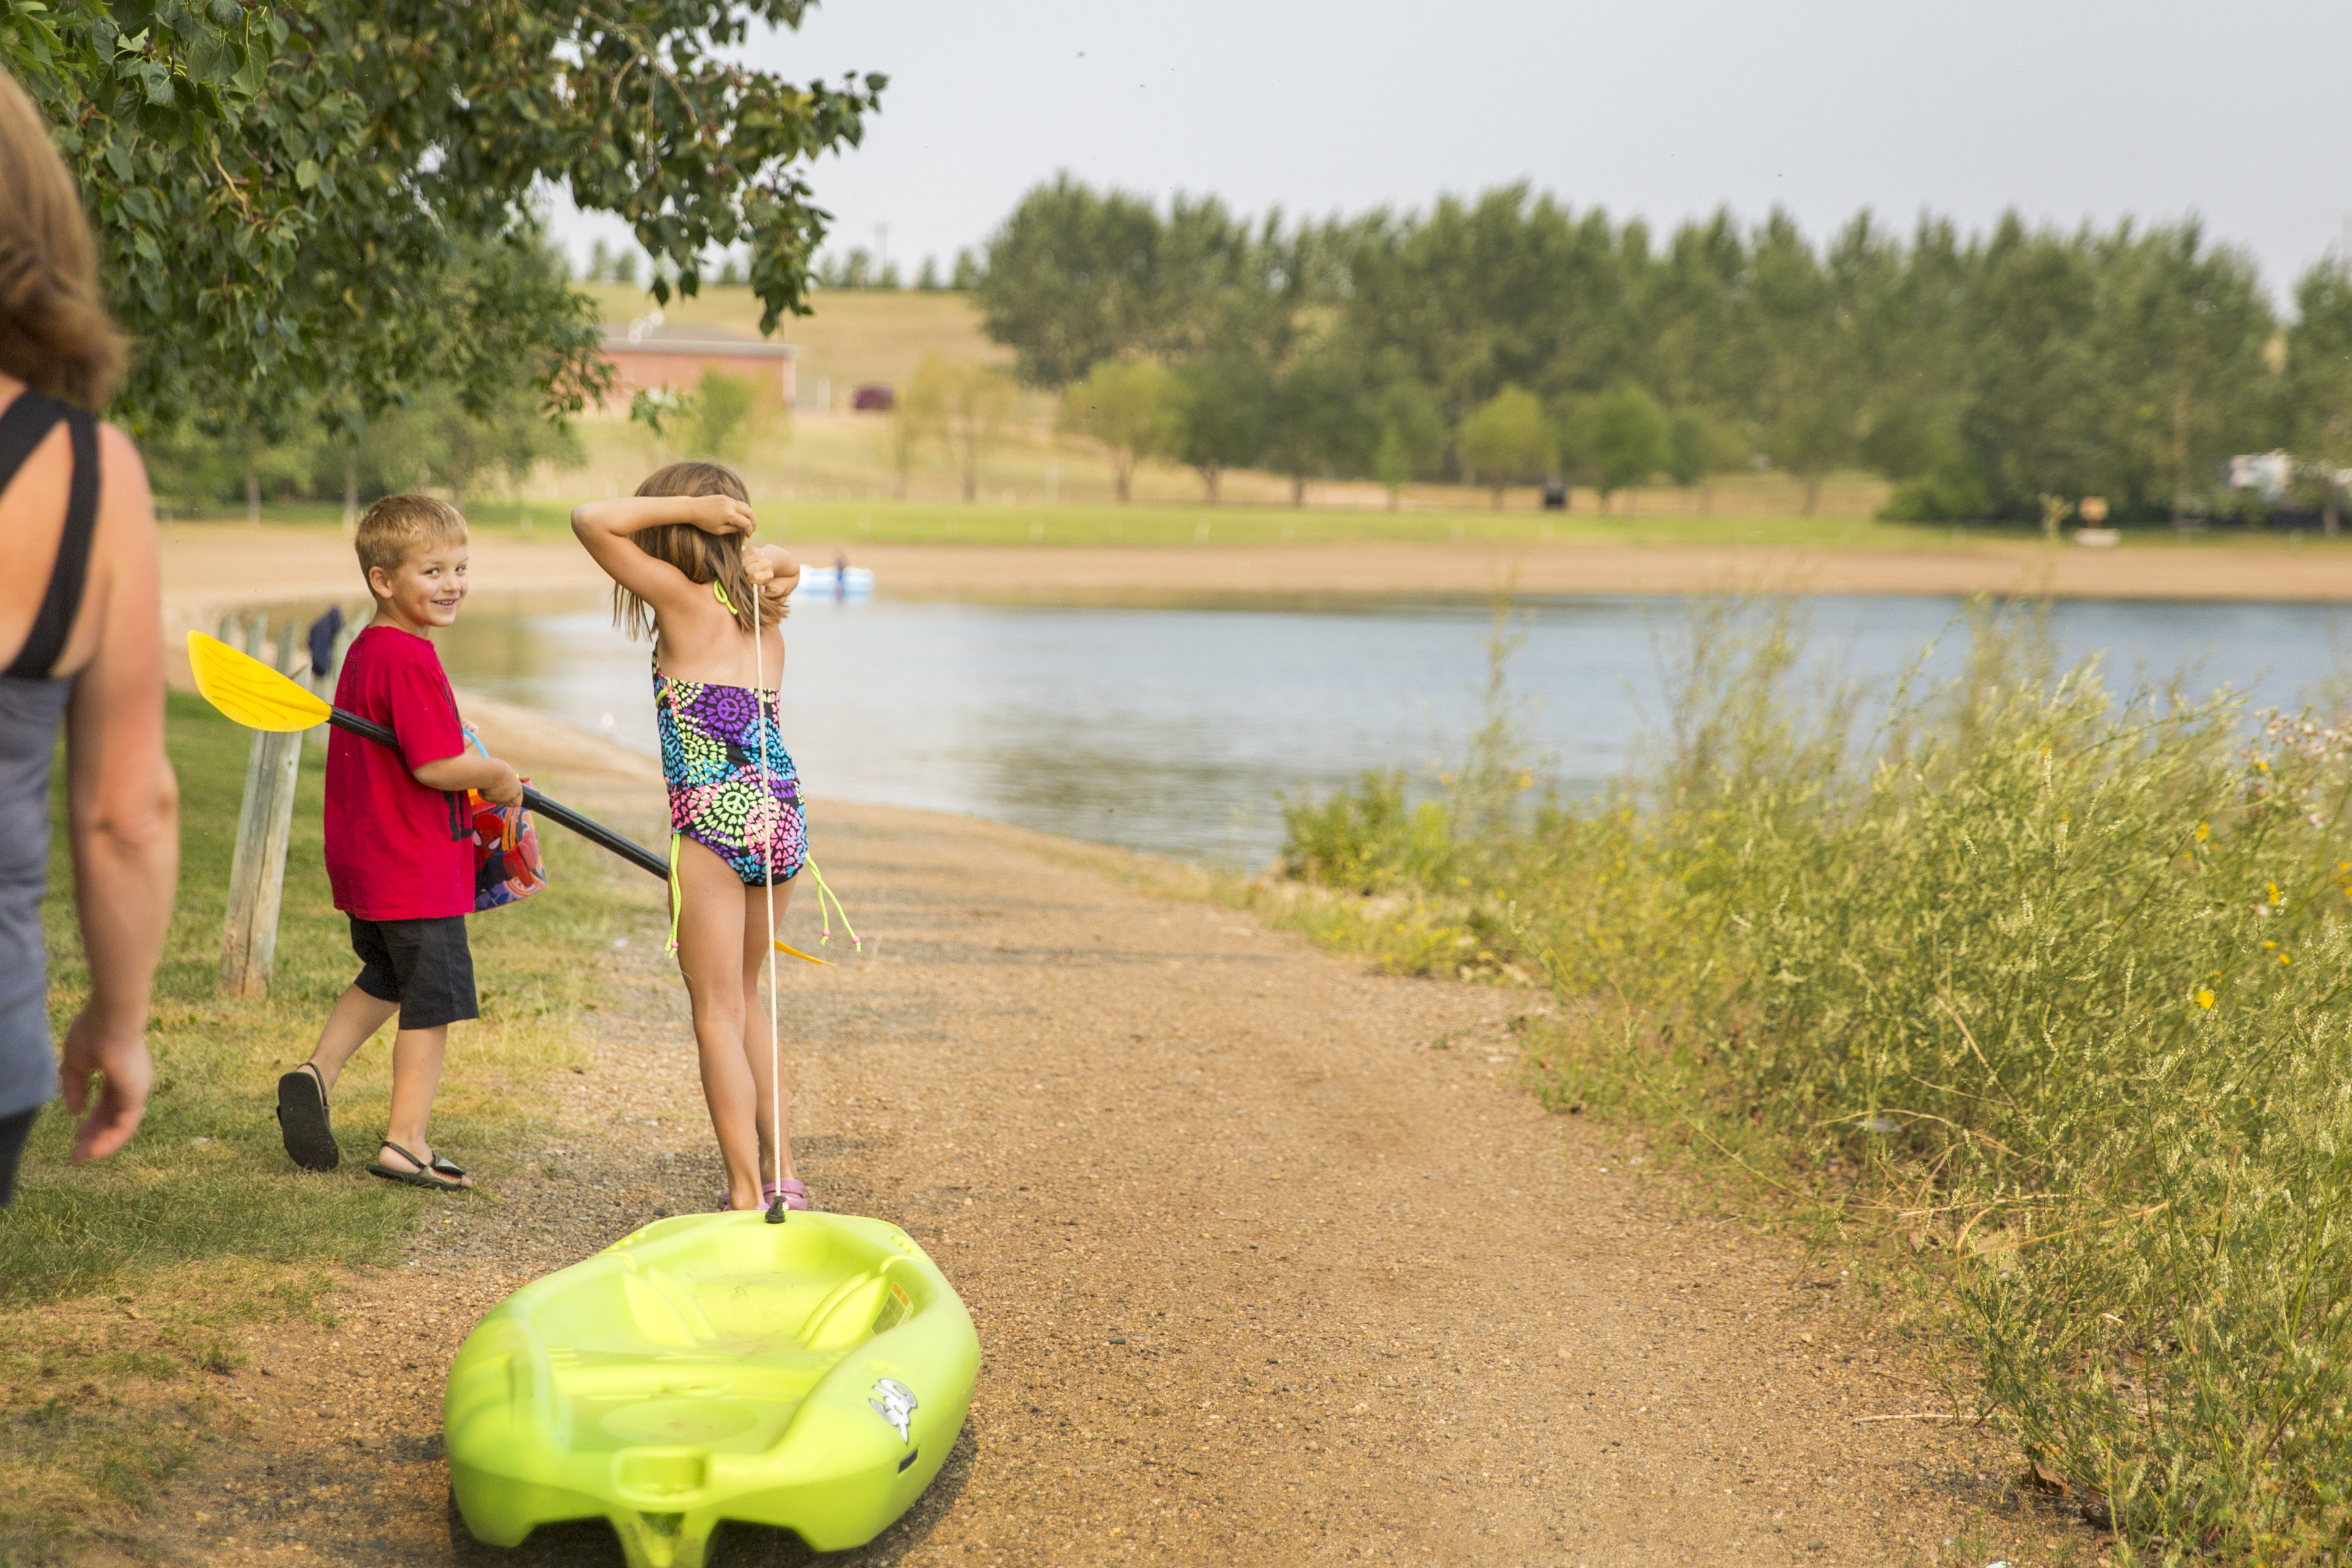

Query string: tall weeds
1278 598 2352 1563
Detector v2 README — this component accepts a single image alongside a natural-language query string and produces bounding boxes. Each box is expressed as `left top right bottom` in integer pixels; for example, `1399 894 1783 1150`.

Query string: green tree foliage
2282 258 2352 533
1061 359 1173 503
977 174 1300 388
1267 352 1369 506
1575 385 1668 507
1662 408 1746 511
691 369 757 462
906 356 1019 502
1457 387 1554 509
2 2 883 435
1167 352 1274 504
2104 222 2277 529
1372 381 1446 510
972 176 2339 526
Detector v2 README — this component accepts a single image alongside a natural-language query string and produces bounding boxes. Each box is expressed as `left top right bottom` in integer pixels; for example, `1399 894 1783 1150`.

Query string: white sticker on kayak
870 1378 917 1443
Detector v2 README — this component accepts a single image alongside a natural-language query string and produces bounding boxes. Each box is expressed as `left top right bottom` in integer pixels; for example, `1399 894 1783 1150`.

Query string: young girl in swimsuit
572 462 809 1214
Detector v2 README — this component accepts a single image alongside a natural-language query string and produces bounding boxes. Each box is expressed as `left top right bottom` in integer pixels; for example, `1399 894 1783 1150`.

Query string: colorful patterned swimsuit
654 660 807 885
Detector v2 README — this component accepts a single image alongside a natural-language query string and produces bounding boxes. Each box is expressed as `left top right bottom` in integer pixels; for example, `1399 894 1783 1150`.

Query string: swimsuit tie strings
666 828 685 953
800 855 861 949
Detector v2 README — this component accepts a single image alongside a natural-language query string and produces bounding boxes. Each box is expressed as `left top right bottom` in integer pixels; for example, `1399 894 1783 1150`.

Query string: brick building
599 319 797 410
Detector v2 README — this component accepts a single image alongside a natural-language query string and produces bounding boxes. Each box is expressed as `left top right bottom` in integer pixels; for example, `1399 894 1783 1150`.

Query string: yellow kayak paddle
186 631 832 965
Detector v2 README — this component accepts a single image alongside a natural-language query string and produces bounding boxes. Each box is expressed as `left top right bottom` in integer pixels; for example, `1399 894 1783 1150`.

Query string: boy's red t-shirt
323 625 472 921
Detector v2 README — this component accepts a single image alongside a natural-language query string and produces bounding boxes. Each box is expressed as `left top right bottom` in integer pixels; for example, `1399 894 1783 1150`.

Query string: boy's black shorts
349 915 478 1031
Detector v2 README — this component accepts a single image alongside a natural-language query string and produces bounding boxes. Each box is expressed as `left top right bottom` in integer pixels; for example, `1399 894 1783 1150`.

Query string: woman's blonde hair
613 460 784 642
0 69 124 410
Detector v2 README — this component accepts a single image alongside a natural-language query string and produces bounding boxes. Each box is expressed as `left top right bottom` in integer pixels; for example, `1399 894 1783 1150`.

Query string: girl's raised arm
743 543 802 622
570 494 756 612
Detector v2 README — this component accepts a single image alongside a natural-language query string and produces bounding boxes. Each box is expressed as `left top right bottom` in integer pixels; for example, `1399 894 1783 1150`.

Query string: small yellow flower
2263 940 2278 949
2256 758 2270 772
2268 882 2283 906
2195 822 2212 842
2280 953 2293 967
2196 988 2216 1009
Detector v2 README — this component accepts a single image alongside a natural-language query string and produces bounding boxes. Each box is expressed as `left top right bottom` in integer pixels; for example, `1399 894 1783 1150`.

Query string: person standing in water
0 67 178 1204
571 461 810 1214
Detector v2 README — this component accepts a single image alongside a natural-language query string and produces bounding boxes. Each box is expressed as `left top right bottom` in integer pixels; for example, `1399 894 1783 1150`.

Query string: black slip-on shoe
274 1065 338 1171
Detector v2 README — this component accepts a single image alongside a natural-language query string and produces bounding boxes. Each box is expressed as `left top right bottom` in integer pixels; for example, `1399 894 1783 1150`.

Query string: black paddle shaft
326 708 669 881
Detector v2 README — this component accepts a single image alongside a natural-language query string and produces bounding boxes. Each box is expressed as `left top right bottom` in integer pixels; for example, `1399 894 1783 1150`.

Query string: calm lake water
437 596 2347 866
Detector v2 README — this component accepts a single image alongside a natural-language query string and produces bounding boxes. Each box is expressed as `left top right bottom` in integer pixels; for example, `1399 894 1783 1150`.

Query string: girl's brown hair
613 460 784 642
0 70 124 410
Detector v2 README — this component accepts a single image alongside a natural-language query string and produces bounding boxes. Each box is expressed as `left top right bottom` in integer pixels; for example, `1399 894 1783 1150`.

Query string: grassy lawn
184 491 2352 559
0 693 651 1559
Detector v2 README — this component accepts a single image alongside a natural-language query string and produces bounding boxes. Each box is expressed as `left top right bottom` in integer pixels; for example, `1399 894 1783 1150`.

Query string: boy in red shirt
272 495 522 1190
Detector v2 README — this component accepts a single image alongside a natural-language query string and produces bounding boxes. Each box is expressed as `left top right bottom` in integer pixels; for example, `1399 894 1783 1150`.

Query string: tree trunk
1114 453 1132 504
1699 481 1713 516
2327 490 2342 537
246 465 261 527
1802 475 1821 517
341 449 359 534
1291 473 1306 508
1196 465 1221 504
1385 484 1401 514
1489 485 1503 512
2171 385 2191 535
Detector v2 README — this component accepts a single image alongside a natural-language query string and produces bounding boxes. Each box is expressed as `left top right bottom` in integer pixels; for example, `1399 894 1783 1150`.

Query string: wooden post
219 617 308 998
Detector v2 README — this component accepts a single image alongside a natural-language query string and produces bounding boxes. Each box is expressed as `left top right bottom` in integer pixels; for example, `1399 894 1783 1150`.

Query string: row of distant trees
977 176 2352 526
580 238 985 296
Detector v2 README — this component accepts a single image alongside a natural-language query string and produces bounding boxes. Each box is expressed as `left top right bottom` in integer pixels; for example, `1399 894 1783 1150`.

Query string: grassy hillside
578 281 1008 407
566 283 1898 520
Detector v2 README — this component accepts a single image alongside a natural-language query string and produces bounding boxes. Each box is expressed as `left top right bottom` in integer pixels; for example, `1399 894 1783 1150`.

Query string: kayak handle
326 708 669 882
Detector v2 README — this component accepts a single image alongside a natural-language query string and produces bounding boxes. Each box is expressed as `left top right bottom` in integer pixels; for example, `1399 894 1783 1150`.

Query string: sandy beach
159 526 2352 642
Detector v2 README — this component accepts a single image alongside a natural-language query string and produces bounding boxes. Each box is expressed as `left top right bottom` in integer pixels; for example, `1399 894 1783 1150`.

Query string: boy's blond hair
355 494 467 586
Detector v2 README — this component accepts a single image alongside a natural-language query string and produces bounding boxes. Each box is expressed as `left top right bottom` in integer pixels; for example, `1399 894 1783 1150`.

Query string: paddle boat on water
445 1210 979 1568
789 565 875 601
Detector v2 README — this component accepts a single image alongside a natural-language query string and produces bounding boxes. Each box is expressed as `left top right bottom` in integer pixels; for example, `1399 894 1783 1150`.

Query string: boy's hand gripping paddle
184 630 835 966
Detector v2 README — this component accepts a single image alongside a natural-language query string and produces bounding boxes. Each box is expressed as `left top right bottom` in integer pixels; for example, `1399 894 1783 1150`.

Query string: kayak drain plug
765 1197 787 1225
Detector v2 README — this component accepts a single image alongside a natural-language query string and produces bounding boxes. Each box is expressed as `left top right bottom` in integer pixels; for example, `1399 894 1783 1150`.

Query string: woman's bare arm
569 493 756 614
59 424 178 1161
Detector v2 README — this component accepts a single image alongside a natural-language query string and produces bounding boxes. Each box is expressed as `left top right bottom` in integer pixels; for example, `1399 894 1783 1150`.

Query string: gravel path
111 743 2044 1567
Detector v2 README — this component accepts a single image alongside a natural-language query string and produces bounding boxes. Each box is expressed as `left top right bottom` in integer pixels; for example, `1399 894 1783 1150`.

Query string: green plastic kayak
444 1210 980 1567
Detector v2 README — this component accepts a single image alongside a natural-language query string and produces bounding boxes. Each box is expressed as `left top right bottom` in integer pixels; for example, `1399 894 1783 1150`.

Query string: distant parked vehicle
852 383 895 412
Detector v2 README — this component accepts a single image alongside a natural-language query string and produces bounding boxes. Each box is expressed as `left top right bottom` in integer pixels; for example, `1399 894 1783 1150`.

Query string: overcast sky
547 0 2351 304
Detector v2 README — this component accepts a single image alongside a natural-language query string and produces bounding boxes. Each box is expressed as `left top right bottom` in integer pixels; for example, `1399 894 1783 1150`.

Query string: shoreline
159 528 2352 623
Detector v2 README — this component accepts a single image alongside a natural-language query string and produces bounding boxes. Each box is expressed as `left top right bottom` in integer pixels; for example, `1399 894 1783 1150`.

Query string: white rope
749 568 784 1212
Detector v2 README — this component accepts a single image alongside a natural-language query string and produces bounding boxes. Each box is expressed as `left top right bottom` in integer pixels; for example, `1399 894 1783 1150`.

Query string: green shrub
1877 451 1994 522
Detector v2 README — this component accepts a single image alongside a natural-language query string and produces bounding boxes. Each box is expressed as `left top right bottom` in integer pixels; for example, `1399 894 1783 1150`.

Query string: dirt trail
114 730 2036 1567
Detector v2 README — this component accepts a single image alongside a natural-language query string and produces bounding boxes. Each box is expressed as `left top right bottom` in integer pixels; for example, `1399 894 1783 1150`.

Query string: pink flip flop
762 1178 809 1212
